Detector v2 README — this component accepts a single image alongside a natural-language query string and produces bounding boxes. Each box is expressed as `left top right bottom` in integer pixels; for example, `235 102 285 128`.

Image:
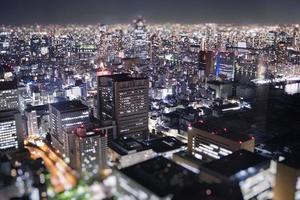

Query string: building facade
188 123 255 161
49 100 90 154
0 110 23 151
68 125 108 175
97 74 149 138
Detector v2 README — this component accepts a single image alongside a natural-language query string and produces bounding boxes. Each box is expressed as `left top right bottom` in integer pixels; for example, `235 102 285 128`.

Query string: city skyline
1 2 300 199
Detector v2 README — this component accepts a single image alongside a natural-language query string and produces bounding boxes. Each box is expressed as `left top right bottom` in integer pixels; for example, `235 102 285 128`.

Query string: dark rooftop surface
50 100 88 113
25 104 49 112
73 124 107 138
0 109 19 120
143 136 186 153
207 80 233 86
99 73 147 82
109 137 149 155
201 150 269 178
0 79 18 90
120 156 196 197
192 121 253 143
280 154 300 169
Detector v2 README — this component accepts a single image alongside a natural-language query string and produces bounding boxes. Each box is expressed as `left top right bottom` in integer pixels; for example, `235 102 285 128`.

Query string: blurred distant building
215 52 235 80
199 50 214 77
206 80 233 99
132 17 149 61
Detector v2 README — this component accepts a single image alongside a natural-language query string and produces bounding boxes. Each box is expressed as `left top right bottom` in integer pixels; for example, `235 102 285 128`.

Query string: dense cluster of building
1 18 300 199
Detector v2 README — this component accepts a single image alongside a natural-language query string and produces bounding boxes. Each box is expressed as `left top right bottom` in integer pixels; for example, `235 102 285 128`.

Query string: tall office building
68 125 107 175
0 76 23 151
132 17 149 61
97 74 149 138
49 100 90 154
215 52 235 80
25 104 50 138
25 110 39 136
0 79 19 111
0 110 23 151
188 122 255 161
199 50 214 77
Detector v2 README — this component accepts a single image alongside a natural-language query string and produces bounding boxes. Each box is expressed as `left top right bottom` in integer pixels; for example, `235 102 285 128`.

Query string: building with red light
67 125 108 175
187 122 255 161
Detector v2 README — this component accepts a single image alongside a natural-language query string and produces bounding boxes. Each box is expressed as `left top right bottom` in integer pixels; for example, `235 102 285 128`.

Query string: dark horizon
1 0 300 25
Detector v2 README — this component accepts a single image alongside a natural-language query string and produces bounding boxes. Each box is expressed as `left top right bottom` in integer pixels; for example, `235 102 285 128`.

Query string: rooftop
207 80 233 86
0 109 19 120
0 79 18 91
98 73 147 82
50 100 88 113
109 137 149 155
73 125 107 138
192 119 253 143
201 150 270 179
120 156 196 197
25 104 49 113
143 136 186 153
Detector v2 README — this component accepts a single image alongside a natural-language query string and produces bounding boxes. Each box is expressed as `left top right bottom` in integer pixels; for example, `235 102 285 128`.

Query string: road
24 136 78 193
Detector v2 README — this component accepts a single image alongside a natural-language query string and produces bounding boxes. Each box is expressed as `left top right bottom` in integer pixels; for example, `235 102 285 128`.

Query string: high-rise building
25 110 39 136
0 110 23 151
25 104 50 138
188 122 255 161
97 74 149 138
215 52 235 80
132 17 149 61
68 125 107 175
49 100 90 154
199 50 214 77
266 31 277 47
0 79 19 111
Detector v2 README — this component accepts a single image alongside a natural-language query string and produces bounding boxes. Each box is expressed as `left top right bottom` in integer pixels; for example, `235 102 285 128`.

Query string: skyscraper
25 110 39 136
49 100 90 154
97 74 149 139
199 50 214 77
0 76 23 151
132 17 149 61
0 110 23 151
0 78 19 111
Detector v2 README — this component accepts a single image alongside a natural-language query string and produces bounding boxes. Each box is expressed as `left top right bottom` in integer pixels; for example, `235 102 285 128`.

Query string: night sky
0 0 299 25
